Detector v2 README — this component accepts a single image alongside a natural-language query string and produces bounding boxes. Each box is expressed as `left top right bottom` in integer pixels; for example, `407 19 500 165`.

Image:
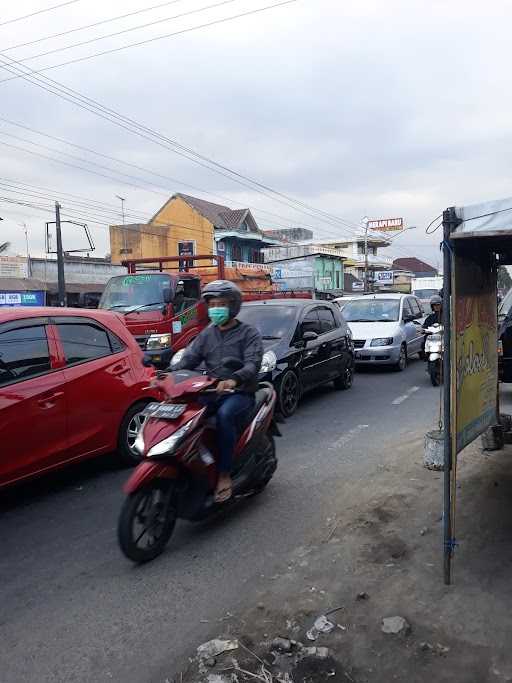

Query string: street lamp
116 195 128 253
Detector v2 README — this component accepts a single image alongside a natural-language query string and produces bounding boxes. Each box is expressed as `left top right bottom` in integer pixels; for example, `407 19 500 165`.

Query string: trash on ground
356 592 369 600
381 616 411 635
306 614 335 641
197 638 239 659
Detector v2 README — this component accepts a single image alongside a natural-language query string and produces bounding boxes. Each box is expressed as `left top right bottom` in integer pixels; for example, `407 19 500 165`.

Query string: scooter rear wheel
118 481 176 563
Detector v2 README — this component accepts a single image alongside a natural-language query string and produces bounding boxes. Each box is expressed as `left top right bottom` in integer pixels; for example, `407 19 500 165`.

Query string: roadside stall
441 198 512 584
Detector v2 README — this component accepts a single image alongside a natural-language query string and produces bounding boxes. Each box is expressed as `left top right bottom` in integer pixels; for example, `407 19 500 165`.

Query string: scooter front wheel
429 361 442 387
118 481 177 563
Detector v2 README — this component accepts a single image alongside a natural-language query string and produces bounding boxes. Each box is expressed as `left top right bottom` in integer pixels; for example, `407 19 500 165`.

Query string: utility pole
55 202 66 307
20 222 31 276
363 217 370 293
116 195 127 253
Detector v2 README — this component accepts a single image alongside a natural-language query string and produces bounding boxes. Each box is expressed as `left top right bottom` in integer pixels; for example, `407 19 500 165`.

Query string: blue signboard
0 291 46 307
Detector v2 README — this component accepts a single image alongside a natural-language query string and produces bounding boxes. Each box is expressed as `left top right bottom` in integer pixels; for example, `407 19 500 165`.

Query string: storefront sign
375 270 394 283
452 253 497 453
368 218 403 232
0 291 45 306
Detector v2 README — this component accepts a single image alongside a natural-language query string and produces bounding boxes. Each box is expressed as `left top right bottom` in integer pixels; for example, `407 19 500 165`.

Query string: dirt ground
176 432 512 683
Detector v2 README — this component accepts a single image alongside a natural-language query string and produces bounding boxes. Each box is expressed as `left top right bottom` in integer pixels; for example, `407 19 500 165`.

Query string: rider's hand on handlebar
217 379 237 394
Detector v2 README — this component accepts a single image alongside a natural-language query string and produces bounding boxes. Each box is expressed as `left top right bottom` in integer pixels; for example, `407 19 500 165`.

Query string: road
0 358 438 683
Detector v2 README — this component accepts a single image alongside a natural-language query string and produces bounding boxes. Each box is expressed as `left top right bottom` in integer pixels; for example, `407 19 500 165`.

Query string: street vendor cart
441 198 512 584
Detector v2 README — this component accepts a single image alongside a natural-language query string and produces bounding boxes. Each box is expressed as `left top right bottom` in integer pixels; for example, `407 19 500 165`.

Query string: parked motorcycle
424 324 443 386
117 358 280 563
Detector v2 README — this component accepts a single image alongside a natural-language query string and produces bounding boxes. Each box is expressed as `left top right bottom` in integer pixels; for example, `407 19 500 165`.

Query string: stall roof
454 196 512 239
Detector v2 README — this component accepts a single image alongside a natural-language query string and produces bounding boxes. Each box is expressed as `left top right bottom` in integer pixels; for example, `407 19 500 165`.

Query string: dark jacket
176 320 263 393
423 311 442 329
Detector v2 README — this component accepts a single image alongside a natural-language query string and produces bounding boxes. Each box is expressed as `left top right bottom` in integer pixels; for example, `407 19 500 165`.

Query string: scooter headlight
146 333 172 350
147 419 195 457
170 348 186 369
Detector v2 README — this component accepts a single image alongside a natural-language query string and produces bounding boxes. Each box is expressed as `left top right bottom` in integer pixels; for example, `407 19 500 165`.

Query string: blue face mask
208 306 230 326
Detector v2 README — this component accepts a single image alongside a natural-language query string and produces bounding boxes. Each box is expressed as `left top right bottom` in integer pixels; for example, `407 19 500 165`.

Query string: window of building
0 324 51 386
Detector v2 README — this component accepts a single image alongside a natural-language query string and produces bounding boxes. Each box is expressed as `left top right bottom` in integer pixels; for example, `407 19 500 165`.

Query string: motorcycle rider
423 294 443 330
175 280 263 503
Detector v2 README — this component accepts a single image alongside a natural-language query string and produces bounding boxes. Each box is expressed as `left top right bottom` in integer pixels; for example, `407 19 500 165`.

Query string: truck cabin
98 272 201 315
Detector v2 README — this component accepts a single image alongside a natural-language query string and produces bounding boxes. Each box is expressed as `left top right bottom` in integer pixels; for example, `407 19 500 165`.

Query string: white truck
411 276 443 312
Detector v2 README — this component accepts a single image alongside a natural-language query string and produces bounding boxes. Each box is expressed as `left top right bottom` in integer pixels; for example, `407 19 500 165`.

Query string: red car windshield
99 274 174 313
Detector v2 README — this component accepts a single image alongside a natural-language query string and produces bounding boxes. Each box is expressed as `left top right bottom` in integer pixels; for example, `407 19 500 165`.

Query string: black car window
0 324 51 386
57 323 112 365
317 307 337 333
236 305 297 339
301 309 322 336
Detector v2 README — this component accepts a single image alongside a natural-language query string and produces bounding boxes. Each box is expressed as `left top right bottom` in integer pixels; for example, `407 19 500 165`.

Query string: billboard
452 253 498 453
368 218 403 232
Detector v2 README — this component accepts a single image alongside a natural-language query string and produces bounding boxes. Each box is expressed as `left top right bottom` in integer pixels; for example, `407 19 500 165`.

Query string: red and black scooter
117 359 279 563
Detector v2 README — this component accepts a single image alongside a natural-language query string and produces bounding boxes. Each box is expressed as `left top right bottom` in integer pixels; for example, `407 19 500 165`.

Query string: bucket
481 424 505 451
424 430 445 471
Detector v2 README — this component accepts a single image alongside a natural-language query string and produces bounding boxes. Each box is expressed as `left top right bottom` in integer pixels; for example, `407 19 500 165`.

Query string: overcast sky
1 0 512 269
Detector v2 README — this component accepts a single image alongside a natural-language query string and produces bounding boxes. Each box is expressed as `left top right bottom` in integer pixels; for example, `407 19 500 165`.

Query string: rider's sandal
214 485 232 503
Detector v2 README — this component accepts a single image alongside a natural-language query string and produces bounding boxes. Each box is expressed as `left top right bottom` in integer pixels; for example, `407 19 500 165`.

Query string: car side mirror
223 357 244 371
302 331 319 344
163 288 172 304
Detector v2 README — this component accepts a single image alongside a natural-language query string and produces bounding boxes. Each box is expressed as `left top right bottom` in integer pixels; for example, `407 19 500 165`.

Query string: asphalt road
0 358 438 683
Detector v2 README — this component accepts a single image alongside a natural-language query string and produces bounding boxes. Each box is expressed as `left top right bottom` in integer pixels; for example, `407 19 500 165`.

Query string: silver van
341 293 425 371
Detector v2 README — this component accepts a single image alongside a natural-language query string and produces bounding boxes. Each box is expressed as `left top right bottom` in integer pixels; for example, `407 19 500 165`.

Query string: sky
1 0 512 270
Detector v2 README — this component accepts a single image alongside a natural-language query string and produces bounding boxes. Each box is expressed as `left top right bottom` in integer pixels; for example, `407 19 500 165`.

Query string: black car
237 299 354 417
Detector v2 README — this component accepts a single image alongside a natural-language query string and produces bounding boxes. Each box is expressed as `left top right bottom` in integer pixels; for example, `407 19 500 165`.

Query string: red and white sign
368 217 404 232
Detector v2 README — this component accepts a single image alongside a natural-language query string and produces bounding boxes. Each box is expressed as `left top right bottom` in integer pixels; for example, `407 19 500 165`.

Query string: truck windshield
99 274 174 313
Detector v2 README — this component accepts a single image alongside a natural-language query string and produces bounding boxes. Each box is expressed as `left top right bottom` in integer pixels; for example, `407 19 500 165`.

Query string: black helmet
202 280 242 318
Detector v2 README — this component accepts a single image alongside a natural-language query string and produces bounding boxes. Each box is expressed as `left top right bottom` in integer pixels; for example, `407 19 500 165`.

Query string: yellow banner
453 253 498 453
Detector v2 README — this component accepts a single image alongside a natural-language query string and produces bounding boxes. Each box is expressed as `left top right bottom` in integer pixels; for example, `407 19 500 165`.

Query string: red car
0 307 162 488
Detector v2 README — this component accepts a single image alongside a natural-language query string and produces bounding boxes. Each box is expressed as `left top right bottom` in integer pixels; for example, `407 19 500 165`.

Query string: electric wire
4 0 243 66
0 0 82 28
2 0 190 52
0 1 300 83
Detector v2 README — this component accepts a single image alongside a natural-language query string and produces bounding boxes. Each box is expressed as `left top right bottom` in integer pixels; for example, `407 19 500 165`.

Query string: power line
2 0 189 52
0 0 300 83
0 55 360 239
0 0 82 28
0 116 355 236
5 0 243 66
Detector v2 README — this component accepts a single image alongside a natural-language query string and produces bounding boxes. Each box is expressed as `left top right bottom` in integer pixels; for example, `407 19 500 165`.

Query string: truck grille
135 335 149 350
353 340 366 349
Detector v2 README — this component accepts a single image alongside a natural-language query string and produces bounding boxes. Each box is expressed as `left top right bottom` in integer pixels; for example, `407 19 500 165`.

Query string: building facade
263 244 345 293
110 193 279 266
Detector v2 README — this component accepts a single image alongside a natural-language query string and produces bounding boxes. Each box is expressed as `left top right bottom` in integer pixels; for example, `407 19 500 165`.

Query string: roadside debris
306 614 335 641
381 616 411 635
197 639 239 660
356 592 369 601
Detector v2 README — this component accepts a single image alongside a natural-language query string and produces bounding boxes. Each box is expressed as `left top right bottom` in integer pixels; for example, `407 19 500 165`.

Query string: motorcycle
424 324 443 386
117 358 280 563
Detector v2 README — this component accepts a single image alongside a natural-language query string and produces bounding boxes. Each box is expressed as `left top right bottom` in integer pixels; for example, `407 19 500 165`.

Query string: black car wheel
333 364 354 390
278 370 300 417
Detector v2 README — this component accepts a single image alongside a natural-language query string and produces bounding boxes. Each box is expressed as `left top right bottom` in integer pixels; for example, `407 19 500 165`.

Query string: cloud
1 0 512 267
